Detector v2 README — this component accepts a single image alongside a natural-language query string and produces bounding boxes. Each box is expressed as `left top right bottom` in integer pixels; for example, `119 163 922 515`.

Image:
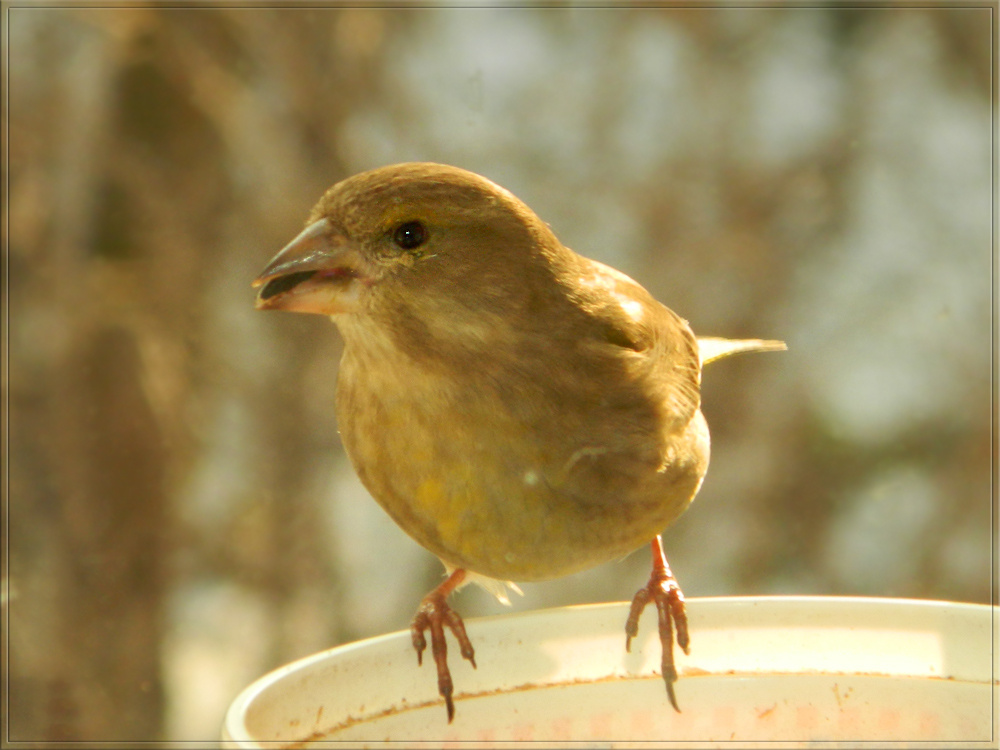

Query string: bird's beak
252 219 371 315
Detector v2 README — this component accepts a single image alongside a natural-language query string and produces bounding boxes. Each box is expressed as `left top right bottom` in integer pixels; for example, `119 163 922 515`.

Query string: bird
252 162 785 722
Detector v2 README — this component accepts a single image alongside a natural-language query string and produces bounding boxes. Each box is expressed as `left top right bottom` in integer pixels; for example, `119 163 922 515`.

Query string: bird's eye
393 221 427 251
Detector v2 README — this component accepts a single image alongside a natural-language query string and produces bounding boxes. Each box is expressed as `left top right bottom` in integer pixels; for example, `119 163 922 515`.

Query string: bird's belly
338 382 709 581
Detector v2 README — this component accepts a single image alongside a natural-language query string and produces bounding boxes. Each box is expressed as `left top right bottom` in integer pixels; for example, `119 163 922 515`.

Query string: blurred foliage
4 5 994 742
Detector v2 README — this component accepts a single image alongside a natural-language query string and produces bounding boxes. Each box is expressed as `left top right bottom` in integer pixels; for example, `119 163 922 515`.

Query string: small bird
253 163 784 722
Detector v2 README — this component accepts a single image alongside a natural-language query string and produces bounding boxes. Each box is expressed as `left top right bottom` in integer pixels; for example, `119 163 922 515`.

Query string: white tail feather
697 337 787 367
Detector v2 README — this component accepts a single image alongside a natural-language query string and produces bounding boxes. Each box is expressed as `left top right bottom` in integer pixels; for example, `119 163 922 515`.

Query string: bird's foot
624 535 689 712
410 569 475 723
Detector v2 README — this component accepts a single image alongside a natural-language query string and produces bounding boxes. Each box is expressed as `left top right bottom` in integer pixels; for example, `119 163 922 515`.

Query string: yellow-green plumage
253 162 785 720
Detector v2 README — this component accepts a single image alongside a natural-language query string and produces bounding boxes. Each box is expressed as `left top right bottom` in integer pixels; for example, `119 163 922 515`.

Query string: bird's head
253 163 565 324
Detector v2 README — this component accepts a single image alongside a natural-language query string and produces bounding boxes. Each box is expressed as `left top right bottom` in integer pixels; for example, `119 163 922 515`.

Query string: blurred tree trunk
10 324 170 742
6 11 171 741
6 7 390 740
23 328 168 741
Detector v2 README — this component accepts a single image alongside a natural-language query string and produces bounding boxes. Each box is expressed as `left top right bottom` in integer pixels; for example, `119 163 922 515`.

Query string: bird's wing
569 257 702 428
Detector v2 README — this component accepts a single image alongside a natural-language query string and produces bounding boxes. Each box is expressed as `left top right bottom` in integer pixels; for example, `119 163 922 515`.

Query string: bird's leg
625 535 690 712
410 568 475 723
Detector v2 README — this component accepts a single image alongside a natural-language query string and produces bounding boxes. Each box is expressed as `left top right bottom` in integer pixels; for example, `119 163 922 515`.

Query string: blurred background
4 4 995 743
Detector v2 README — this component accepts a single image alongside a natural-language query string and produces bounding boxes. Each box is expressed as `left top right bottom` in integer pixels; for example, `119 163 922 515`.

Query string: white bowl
222 596 996 747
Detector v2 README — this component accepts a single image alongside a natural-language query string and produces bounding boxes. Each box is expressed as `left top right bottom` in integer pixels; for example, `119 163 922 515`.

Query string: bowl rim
223 594 996 747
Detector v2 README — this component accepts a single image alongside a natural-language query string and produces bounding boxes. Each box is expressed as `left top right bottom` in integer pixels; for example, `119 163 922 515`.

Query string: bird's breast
333 331 708 581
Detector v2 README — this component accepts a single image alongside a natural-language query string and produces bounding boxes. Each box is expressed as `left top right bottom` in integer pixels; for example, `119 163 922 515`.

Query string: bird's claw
410 580 475 723
625 537 689 712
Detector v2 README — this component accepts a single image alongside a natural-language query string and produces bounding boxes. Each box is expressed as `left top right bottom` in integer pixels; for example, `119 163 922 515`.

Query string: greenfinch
253 162 784 722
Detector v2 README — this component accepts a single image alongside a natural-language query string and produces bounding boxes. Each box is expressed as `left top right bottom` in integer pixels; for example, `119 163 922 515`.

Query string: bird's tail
697 337 787 367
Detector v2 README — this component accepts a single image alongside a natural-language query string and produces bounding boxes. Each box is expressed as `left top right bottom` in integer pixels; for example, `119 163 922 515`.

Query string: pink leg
410 568 476 722
625 536 690 712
